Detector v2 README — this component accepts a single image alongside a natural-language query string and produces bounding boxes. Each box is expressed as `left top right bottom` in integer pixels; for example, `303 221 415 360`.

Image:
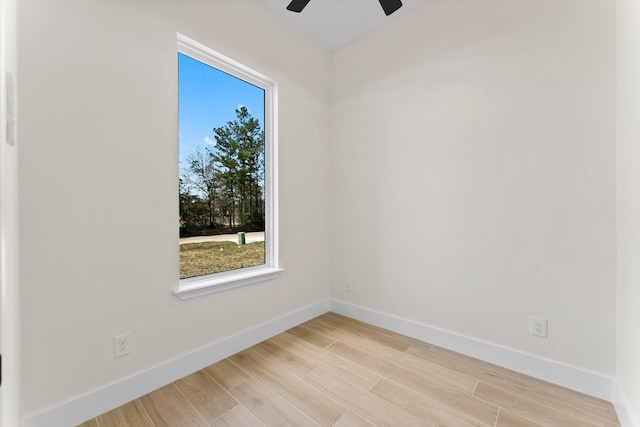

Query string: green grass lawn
180 241 265 279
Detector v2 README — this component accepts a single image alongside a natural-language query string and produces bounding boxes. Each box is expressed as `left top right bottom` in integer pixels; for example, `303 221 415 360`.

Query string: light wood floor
78 312 620 427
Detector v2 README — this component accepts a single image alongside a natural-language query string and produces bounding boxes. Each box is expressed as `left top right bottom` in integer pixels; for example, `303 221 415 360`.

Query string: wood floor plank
76 418 98 427
230 349 348 426
210 405 265 427
303 367 428 427
328 326 477 394
332 411 377 427
324 312 427 348
322 335 461 397
203 358 251 390
174 370 238 423
139 383 208 427
326 341 499 426
474 382 602 427
268 331 381 390
370 378 492 427
250 339 316 378
409 344 620 426
286 324 336 348
95 400 154 427
309 314 415 351
406 340 433 354
495 408 544 427
228 378 318 427
298 317 340 336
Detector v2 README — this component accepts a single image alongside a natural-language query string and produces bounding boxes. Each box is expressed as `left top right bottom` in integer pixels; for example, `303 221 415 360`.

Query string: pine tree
212 106 264 230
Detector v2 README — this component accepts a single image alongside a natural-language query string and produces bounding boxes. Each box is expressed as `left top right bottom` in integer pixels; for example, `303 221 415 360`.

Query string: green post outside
238 232 246 245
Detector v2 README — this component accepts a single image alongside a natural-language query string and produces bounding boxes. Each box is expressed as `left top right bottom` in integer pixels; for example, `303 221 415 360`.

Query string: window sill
174 266 284 300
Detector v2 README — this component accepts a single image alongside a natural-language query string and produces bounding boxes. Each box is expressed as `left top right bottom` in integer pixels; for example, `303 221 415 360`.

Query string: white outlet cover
113 333 131 358
530 316 548 338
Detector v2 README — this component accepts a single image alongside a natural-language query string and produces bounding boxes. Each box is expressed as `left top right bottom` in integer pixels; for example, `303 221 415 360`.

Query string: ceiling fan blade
379 0 402 16
287 0 312 13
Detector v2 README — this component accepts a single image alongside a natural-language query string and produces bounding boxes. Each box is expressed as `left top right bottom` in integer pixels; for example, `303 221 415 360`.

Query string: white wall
330 0 617 375
16 0 628 421
616 0 640 422
1 0 21 424
17 0 331 418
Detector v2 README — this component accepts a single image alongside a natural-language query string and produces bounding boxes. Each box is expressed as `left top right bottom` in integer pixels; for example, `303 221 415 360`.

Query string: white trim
177 33 276 91
614 381 640 427
176 33 280 298
23 300 331 427
330 299 616 402
174 266 284 300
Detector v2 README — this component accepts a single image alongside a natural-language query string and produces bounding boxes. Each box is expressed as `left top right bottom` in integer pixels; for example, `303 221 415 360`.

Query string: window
174 34 280 300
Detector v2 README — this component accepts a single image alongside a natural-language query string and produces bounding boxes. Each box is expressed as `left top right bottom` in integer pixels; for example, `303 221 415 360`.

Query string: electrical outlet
345 279 352 292
113 333 131 358
530 316 547 338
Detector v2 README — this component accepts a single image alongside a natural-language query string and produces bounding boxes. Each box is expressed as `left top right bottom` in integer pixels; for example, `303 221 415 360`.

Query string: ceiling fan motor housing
287 0 403 16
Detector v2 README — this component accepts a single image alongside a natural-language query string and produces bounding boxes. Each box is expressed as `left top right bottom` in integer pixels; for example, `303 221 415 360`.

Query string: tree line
179 107 265 236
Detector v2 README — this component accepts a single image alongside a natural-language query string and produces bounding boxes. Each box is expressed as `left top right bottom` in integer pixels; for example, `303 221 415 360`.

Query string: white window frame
174 33 281 300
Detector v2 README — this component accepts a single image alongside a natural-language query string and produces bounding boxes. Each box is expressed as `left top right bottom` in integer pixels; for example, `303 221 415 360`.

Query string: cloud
204 136 215 145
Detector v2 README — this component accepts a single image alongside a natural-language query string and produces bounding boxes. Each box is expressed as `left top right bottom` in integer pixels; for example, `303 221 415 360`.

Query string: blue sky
178 53 265 169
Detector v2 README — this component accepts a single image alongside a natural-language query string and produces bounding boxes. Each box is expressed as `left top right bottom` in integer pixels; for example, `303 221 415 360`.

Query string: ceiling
258 0 432 52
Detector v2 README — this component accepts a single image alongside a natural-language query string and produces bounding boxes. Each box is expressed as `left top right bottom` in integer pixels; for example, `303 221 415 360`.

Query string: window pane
178 52 266 279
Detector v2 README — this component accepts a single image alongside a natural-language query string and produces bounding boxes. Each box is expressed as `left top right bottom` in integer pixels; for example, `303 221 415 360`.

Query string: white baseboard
23 299 331 427
330 299 615 402
24 297 636 427
614 381 640 427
